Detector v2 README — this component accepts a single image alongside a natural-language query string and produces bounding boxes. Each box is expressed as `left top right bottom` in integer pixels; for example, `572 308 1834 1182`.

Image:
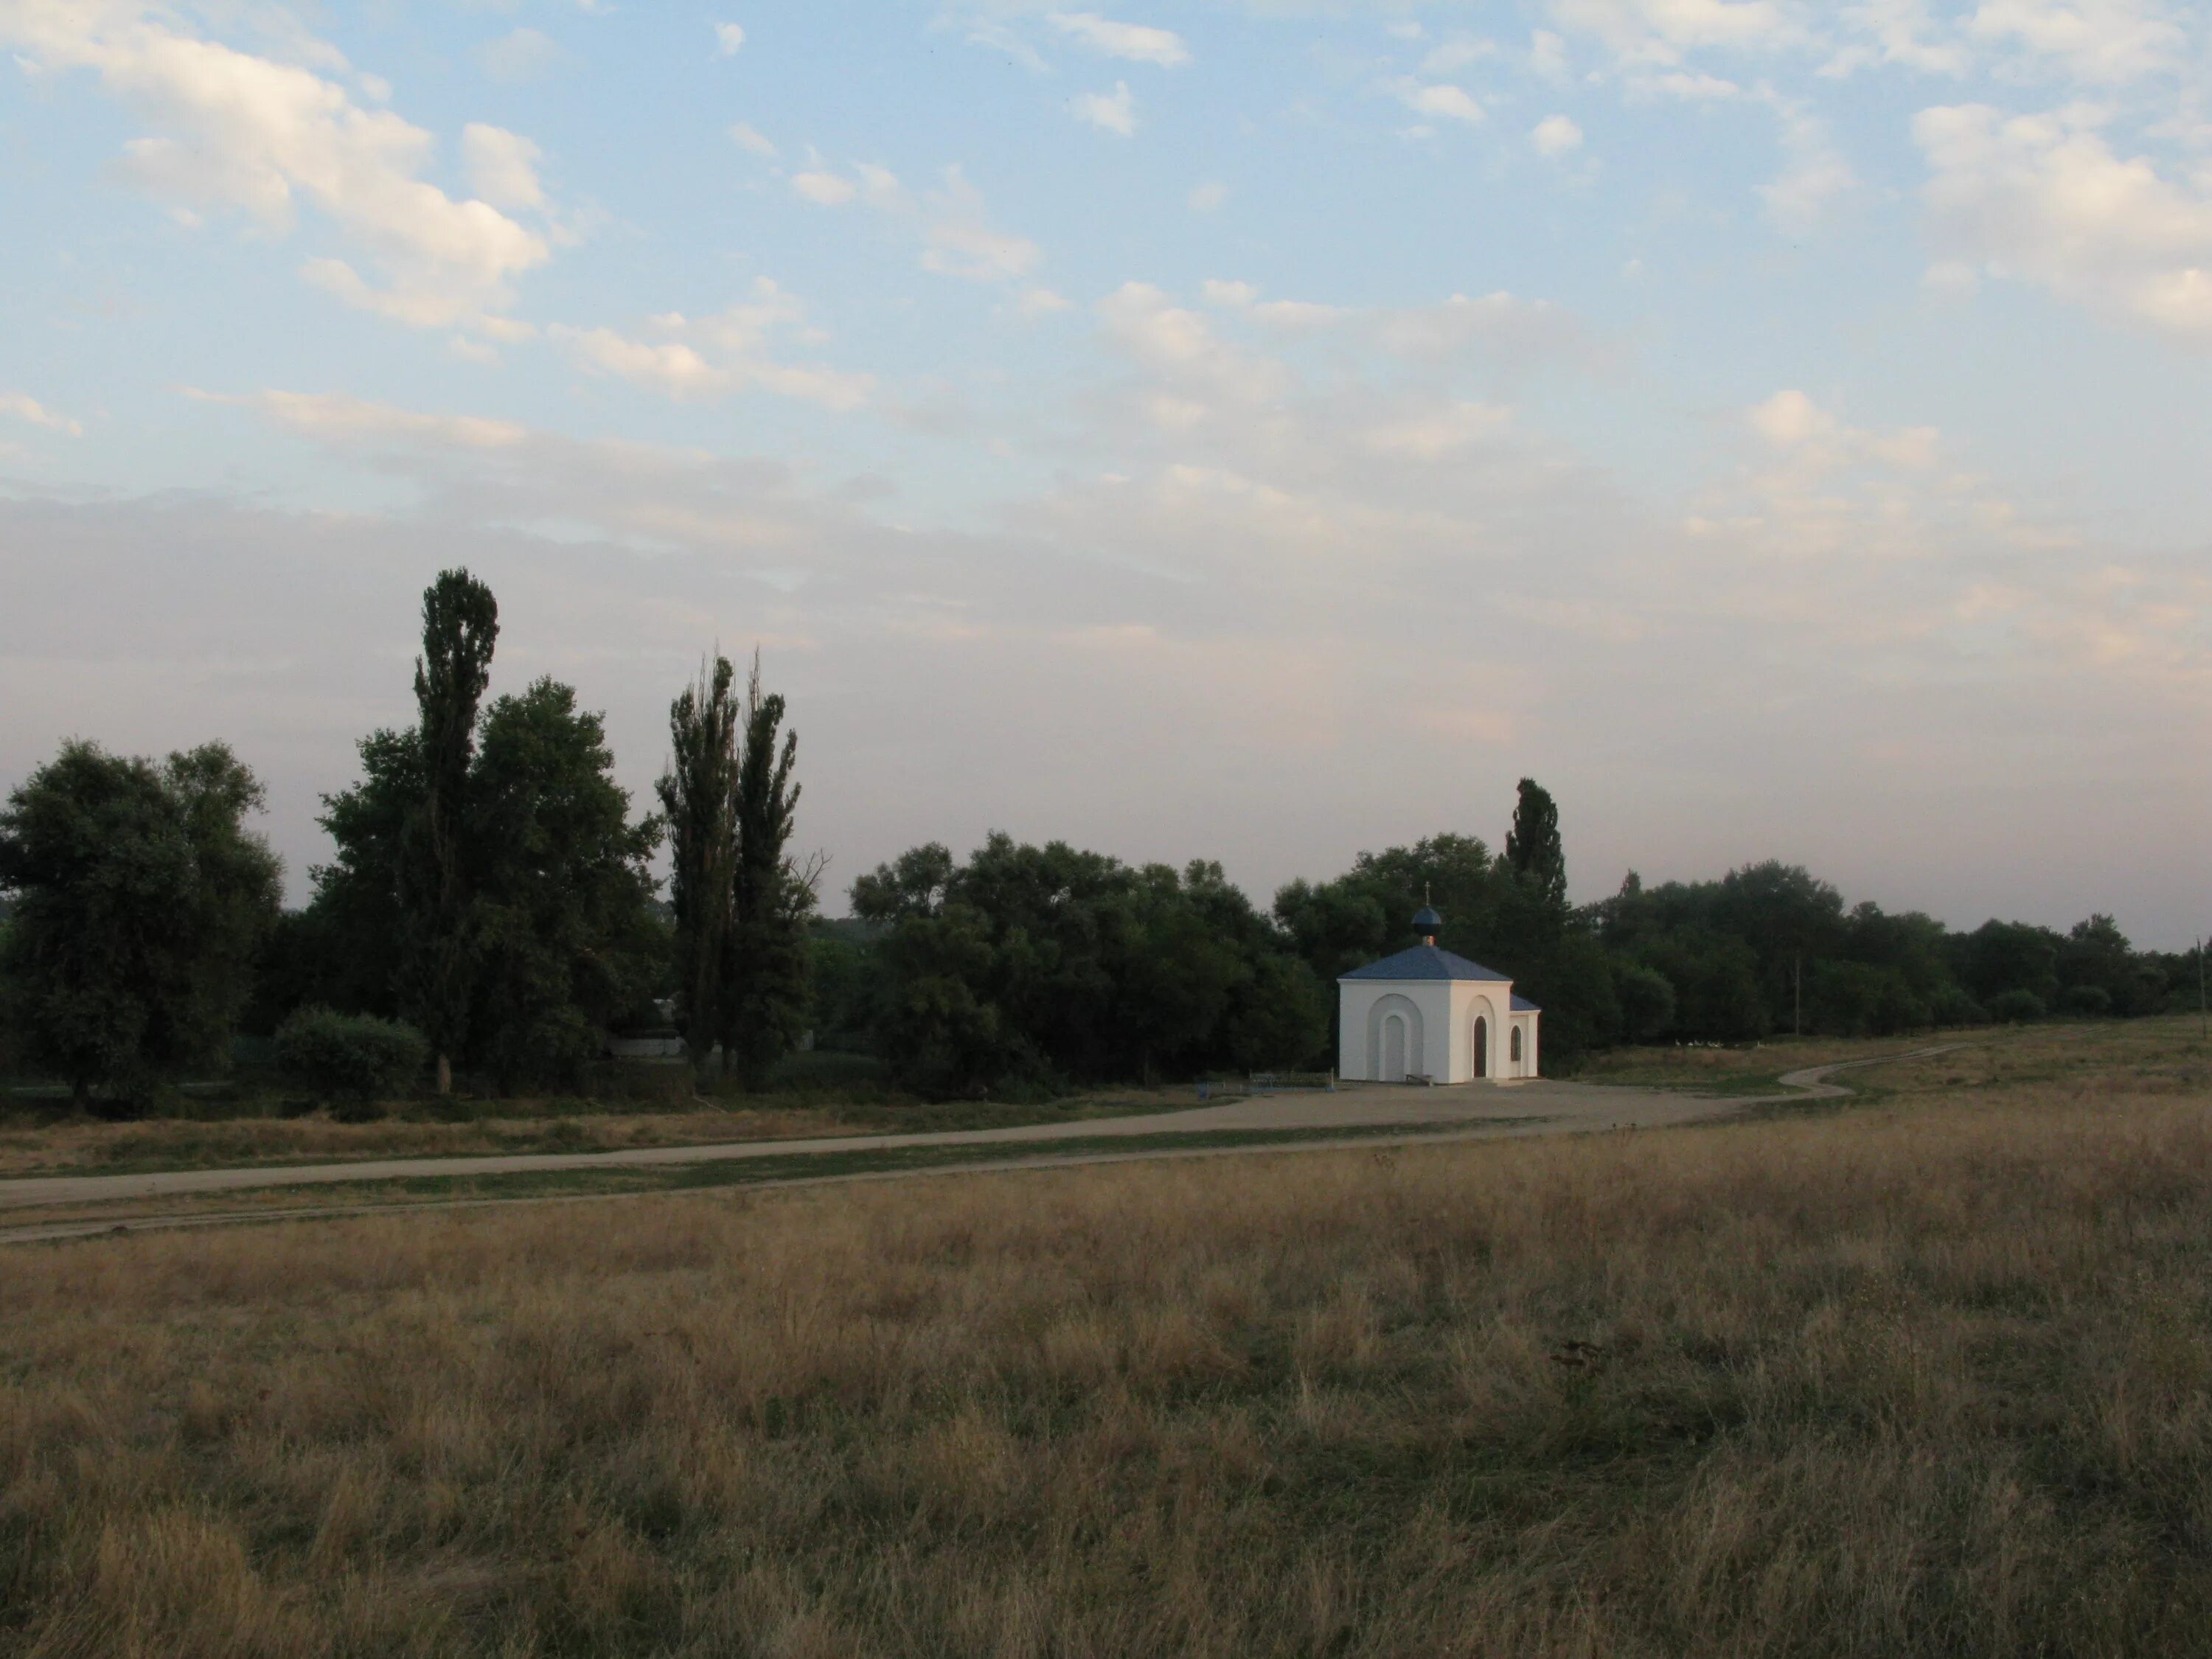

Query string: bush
275 1007 426 1117
1987 989 2046 1025
1930 985 1989 1028
2056 984 2113 1018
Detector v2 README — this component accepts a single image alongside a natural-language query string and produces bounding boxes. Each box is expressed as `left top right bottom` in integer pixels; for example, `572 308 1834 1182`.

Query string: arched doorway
1510 1026 1523 1071
1366 994 1424 1082
1382 1015 1408 1082
1473 1016 1488 1078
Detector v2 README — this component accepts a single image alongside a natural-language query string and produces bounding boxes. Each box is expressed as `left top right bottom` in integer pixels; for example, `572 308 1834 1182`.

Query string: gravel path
0 1048 1963 1245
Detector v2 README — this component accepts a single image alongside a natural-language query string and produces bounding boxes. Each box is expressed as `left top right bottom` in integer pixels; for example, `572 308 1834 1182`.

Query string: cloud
559 330 731 398
552 280 874 408
1395 82 1485 124
1374 291 1595 366
1826 0 1972 76
1071 82 1137 136
713 21 747 56
1048 13 1192 68
1551 0 1798 65
922 168 1043 280
1422 38 1498 74
792 170 858 205
1968 0 2186 84
1532 114 1585 154
1760 99 1858 234
463 125 545 212
787 157 1042 288
1 5 552 330
1188 181 1228 212
0 394 83 437
1916 103 2212 343
728 122 779 157
475 27 565 83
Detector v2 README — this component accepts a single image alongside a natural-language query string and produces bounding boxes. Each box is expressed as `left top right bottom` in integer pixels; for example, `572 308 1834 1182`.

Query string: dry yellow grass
0 1105 854 1179
4 1025 2211 1657
0 1085 1221 1179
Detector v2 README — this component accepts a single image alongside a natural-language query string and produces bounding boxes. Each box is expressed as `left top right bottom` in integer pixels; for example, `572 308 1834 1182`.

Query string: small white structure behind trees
1337 908 1540 1084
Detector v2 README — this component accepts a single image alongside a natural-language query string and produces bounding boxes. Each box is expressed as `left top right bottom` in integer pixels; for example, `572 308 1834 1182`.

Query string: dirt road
0 1051 1952 1245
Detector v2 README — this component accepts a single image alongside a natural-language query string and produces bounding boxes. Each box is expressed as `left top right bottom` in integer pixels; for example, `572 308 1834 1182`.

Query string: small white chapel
1338 907 1540 1084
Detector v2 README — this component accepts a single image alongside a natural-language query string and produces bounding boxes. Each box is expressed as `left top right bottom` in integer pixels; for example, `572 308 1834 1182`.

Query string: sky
1 0 2208 946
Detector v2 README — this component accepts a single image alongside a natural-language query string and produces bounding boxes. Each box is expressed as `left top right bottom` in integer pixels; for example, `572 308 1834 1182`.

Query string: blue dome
1412 905 1443 930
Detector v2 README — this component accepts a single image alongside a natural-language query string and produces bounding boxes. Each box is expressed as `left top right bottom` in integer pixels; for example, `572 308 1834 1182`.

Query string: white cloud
1422 38 1498 74
560 329 731 398
729 122 779 157
789 156 1041 289
2 6 551 329
1188 181 1228 212
0 394 83 437
713 21 746 56
1096 282 1291 411
1374 291 1593 364
475 27 564 83
1533 114 1585 155
463 125 545 212
922 167 1042 281
1749 388 1838 446
1397 82 1486 124
1365 402 1514 458
1200 279 1259 307
1071 81 1138 136
554 281 874 409
1020 286 1072 315
1916 103 2212 342
792 170 858 205
1551 0 1797 65
1826 0 1972 76
1759 98 1858 234
200 389 528 451
1048 13 1192 68
1969 0 2186 84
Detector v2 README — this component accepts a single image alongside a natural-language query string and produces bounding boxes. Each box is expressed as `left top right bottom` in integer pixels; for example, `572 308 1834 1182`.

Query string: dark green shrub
1987 989 2046 1024
1930 985 1989 1027
2056 984 2113 1018
274 1006 426 1118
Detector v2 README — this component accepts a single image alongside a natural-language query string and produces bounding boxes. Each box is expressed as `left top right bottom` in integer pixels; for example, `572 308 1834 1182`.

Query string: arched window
1473 1016 1488 1078
1510 1026 1523 1065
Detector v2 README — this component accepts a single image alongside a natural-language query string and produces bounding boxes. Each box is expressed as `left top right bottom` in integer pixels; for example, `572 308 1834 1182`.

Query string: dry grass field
0 1086 1223 1180
4 1020 2210 1657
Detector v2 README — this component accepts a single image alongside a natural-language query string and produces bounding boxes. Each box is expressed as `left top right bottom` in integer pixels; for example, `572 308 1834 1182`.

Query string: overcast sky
2 0 2208 945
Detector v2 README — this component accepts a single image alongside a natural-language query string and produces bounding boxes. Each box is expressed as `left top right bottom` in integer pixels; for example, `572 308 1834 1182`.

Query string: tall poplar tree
1504 777 1568 914
723 653 814 1087
655 655 742 1080
403 569 498 1093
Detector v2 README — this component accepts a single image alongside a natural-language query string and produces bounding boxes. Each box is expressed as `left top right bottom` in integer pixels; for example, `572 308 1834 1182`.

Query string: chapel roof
1340 944 1511 984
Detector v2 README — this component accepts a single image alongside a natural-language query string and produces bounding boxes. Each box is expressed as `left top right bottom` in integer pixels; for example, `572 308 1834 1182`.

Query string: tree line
1 575 2201 1110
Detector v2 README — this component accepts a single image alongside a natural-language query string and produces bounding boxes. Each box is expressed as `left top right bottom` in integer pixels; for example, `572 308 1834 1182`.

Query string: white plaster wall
1339 978 1542 1082
1338 981 1454 1080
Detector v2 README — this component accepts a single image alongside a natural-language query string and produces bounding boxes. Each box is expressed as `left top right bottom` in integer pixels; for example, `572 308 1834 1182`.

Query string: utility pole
2198 936 2207 1043
1794 954 1802 1040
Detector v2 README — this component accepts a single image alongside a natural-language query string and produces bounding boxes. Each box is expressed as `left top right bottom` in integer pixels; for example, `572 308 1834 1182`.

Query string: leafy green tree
1613 961 1677 1043
1953 920 2062 1008
307 606 664 1093
0 741 281 1109
468 678 664 1091
723 655 815 1088
284 727 422 1026
1504 778 1568 912
656 655 742 1079
857 836 1324 1097
403 570 498 1093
